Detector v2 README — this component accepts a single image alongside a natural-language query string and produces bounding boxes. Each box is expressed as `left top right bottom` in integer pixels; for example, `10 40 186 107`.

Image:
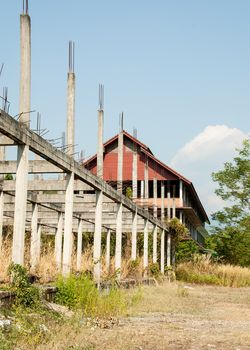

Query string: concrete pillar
30 203 38 269
97 107 104 178
117 129 123 194
93 90 104 283
179 180 183 207
12 13 31 265
106 228 111 272
152 225 158 264
179 210 183 224
76 219 83 271
131 209 137 260
160 229 165 274
167 181 171 220
152 178 158 263
12 145 29 265
62 171 74 276
143 219 148 271
55 212 63 269
167 233 171 267
19 14 31 125
115 202 123 273
0 191 4 252
93 190 103 282
140 180 144 198
66 42 75 157
132 143 137 199
161 180 165 221
144 156 148 208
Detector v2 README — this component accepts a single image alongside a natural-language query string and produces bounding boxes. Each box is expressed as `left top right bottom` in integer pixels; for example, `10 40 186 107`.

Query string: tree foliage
208 138 250 266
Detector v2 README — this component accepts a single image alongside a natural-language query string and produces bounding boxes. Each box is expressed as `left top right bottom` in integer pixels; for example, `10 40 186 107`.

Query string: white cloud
170 125 248 217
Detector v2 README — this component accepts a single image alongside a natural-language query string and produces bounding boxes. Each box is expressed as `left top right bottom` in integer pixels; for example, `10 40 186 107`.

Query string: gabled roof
83 130 209 223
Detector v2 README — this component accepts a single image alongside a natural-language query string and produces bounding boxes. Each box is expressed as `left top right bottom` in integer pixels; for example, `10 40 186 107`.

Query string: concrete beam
0 111 168 232
0 160 63 174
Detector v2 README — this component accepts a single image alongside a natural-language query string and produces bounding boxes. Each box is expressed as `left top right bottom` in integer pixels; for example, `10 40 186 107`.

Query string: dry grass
3 282 249 350
176 254 250 287
0 237 146 285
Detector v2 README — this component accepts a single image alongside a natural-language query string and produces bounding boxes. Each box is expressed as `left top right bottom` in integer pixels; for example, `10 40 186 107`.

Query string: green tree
208 138 250 266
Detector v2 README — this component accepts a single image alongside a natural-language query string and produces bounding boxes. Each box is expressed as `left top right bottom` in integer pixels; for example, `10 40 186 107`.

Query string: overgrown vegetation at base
176 255 250 287
55 274 127 318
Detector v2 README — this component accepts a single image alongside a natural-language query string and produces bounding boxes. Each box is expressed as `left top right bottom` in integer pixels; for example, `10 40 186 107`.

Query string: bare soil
38 282 250 350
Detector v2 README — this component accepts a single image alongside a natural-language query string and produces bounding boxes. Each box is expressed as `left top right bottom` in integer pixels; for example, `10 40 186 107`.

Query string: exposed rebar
98 84 104 111
68 41 75 73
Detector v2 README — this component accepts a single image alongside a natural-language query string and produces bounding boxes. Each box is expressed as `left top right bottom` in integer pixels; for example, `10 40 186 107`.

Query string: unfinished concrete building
84 131 209 244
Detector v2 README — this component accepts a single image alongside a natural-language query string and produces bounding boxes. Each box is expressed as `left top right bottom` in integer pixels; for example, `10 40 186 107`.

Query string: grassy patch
176 255 250 287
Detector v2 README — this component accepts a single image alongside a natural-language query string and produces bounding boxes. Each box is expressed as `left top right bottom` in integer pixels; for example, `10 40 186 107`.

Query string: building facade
84 131 209 244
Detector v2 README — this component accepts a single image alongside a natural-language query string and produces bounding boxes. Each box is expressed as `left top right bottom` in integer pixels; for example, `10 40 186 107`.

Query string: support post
167 180 171 220
30 202 38 269
117 113 123 193
62 171 74 276
167 232 171 267
105 228 111 272
12 12 31 265
66 41 75 157
152 177 158 263
132 141 137 199
76 219 83 271
179 180 183 207
153 225 158 264
93 84 104 283
160 229 165 274
144 156 148 209
55 212 63 269
93 190 103 282
0 191 4 252
143 219 148 272
115 202 123 274
131 209 137 260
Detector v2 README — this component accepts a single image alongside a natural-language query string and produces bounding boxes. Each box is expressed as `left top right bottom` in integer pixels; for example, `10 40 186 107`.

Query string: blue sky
1 0 250 216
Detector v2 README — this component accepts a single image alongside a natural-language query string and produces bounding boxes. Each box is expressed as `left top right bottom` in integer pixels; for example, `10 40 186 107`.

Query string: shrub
55 273 127 318
149 262 160 278
7 263 40 308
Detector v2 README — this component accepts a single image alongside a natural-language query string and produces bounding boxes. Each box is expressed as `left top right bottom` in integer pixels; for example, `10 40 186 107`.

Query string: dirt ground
38 282 250 350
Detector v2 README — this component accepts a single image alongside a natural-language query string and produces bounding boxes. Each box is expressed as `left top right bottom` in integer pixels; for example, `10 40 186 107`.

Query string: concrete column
167 181 171 220
93 92 104 283
12 13 31 265
179 180 183 207
143 219 148 271
19 14 31 125
106 228 111 272
66 41 75 157
12 145 29 265
117 130 123 194
140 180 144 199
153 178 158 263
179 210 183 224
131 209 137 260
0 191 4 252
30 203 38 269
160 229 165 274
55 212 63 269
167 233 171 267
62 171 74 276
144 156 148 208
97 108 104 178
132 143 137 199
93 190 103 282
76 219 83 271
152 225 158 264
161 180 165 221
115 202 123 273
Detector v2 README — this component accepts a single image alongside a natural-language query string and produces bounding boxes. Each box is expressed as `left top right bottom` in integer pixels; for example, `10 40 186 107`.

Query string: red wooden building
83 130 209 244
